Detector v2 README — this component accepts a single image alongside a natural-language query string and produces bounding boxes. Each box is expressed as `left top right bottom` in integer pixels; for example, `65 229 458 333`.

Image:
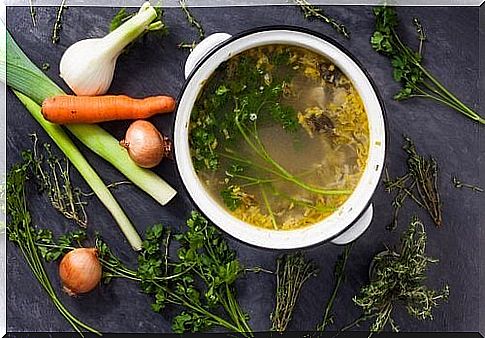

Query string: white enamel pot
174 27 386 249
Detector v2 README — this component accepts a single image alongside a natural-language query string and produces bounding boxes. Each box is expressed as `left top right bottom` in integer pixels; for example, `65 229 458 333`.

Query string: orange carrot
41 95 176 124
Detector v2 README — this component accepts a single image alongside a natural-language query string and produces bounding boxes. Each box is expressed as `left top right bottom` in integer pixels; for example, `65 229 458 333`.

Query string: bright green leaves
371 6 484 124
189 48 298 173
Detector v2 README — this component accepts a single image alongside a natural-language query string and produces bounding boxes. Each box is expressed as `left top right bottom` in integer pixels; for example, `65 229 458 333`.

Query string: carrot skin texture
41 95 176 124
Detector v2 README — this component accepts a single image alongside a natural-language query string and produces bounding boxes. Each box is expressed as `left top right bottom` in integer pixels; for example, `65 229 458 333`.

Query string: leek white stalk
59 2 159 95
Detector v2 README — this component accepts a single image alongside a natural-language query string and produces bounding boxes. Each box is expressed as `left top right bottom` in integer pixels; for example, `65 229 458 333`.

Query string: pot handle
184 33 233 79
330 204 373 245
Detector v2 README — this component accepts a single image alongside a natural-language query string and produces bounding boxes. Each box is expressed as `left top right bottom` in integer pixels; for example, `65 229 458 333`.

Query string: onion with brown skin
120 120 172 168
59 248 102 296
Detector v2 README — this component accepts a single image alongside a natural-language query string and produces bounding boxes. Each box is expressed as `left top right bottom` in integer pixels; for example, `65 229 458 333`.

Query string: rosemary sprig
344 217 449 337
317 243 353 331
52 0 67 44
293 0 350 39
384 136 442 230
270 252 318 332
179 0 205 40
452 176 483 193
25 134 88 227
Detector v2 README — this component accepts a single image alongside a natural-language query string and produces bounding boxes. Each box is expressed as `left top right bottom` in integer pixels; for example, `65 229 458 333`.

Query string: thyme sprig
293 0 350 39
179 0 205 40
25 134 88 227
344 217 449 337
384 137 442 230
270 252 318 332
452 176 483 193
51 0 67 44
317 243 352 331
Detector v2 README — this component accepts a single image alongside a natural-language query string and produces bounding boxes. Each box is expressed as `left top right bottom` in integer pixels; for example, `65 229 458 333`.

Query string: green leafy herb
179 0 205 40
51 0 67 44
41 63 50 71
293 0 350 39
452 176 483 193
343 217 449 336
270 252 318 332
317 243 352 331
24 134 89 227
384 137 442 230
100 212 253 335
190 49 351 210
6 162 100 336
371 6 484 124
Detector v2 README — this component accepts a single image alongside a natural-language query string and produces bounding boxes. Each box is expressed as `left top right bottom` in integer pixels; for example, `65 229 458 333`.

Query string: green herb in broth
189 45 369 230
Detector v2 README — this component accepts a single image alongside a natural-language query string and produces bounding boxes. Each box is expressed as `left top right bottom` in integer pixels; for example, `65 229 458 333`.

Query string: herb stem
261 186 278 230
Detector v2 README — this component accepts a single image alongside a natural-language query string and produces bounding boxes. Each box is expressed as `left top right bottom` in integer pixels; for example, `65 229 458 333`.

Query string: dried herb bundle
346 217 449 336
317 244 352 331
293 0 350 39
384 137 442 230
270 252 318 332
25 134 88 227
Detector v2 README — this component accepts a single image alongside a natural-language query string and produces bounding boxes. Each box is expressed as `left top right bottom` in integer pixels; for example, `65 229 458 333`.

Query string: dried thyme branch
317 243 353 331
52 0 67 44
179 0 205 40
293 0 350 39
25 134 88 227
345 217 449 337
384 136 442 230
452 176 483 193
29 0 36 26
270 252 318 332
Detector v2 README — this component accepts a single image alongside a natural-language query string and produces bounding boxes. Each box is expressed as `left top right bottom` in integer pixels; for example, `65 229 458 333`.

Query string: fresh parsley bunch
371 7 484 124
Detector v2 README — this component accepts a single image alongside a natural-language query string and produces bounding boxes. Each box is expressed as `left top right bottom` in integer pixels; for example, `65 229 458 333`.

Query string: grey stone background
5 4 484 334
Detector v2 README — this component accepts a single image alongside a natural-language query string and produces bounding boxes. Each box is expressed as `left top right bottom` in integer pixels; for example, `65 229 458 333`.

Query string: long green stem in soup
189 44 370 230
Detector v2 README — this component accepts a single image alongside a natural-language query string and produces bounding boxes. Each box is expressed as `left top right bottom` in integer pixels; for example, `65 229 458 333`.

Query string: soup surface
189 45 369 230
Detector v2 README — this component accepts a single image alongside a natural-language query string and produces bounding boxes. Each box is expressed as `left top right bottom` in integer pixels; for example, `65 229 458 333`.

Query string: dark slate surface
5 4 483 335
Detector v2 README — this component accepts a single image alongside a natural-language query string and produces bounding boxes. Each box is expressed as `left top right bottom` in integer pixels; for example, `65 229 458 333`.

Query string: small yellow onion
59 248 102 296
120 120 172 168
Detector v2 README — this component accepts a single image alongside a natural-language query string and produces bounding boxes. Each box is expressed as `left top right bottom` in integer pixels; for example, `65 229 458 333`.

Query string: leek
14 91 143 251
1 28 177 249
2 29 176 205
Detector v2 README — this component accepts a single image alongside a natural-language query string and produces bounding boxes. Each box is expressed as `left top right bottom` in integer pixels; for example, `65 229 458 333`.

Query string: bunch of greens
270 252 318 332
384 137 442 230
293 0 350 39
371 7 484 124
345 217 449 336
6 161 100 336
35 211 254 335
317 243 353 331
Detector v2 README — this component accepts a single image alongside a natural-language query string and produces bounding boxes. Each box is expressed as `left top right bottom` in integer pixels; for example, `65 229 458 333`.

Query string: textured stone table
6 4 484 334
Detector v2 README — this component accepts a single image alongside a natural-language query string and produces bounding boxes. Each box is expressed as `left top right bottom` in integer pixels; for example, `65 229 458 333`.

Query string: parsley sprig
371 7 484 124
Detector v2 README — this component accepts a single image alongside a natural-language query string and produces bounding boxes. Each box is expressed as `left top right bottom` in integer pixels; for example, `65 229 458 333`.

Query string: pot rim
173 25 388 249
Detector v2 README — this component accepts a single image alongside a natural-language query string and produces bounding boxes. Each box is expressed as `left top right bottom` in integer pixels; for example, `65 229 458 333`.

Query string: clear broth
189 45 369 230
